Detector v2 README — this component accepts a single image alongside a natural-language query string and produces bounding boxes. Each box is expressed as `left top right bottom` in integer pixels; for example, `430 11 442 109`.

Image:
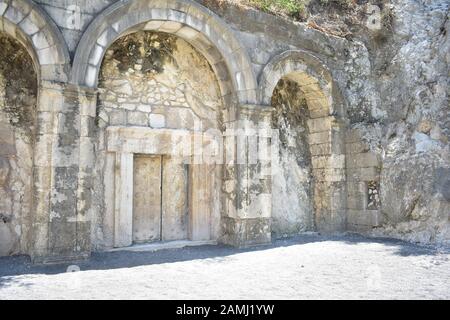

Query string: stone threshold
107 240 218 253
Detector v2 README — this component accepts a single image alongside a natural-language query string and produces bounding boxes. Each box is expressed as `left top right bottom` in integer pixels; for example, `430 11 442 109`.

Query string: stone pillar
114 152 134 248
76 86 97 254
221 104 273 247
308 116 347 232
32 81 62 261
345 127 383 231
31 82 96 263
189 164 214 241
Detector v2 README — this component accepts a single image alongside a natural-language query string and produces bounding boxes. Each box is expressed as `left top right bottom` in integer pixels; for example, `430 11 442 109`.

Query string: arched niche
71 0 258 106
0 0 70 259
260 50 348 234
0 32 37 256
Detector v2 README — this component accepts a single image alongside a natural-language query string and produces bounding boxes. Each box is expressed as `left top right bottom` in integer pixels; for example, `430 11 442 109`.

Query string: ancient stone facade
0 0 448 262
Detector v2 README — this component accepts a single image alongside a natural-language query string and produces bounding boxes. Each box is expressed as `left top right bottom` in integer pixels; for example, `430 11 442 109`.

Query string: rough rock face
342 0 450 245
271 79 314 237
0 34 37 256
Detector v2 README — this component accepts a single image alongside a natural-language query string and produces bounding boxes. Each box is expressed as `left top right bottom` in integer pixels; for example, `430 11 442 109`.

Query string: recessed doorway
133 155 189 244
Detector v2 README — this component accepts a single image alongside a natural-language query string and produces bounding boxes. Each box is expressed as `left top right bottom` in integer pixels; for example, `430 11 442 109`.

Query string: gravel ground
0 234 449 300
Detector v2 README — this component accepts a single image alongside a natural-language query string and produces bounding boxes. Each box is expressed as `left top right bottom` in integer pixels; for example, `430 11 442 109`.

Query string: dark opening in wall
367 180 380 210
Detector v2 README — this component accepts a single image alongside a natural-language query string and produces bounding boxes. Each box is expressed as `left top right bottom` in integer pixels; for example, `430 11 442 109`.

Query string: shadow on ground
0 233 447 282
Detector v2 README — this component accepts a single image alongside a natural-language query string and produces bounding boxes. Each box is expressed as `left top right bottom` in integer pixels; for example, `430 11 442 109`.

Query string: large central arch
71 0 258 105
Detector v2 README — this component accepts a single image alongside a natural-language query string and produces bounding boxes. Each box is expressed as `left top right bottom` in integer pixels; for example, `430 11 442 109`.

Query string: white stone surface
88 44 104 66
114 152 134 248
32 31 50 50
149 114 165 128
0 3 8 16
19 16 39 35
0 235 449 299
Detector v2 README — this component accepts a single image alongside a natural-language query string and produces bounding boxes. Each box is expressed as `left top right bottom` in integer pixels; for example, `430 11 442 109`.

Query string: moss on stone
105 31 178 75
0 33 37 138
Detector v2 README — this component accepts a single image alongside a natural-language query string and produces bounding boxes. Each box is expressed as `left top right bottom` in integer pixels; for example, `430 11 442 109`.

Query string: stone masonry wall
92 31 223 249
97 31 222 132
0 0 448 260
346 127 383 232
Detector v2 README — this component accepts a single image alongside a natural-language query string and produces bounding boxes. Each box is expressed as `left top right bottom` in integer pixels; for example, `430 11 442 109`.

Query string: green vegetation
317 0 354 6
247 0 310 20
246 0 355 20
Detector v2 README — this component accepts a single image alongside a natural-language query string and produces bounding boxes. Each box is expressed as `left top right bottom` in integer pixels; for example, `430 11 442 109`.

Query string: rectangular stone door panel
189 164 213 241
133 155 162 243
161 156 189 241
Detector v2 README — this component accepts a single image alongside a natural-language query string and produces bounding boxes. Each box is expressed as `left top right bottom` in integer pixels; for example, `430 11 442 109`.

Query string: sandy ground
0 234 449 300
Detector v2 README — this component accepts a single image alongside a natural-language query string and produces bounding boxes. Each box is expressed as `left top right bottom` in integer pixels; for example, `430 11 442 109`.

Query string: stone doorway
133 155 188 244
106 127 216 248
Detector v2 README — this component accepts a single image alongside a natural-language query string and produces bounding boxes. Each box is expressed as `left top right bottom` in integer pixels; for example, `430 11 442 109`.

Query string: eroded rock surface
343 1 450 244
271 79 314 237
0 34 37 256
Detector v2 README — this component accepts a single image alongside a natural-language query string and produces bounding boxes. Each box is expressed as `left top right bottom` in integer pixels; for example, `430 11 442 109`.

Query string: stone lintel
39 80 97 96
238 104 274 121
106 126 218 156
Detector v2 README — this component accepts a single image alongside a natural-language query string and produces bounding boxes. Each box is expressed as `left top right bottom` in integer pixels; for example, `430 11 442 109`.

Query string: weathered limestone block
347 210 384 230
221 217 271 248
149 113 165 128
312 155 346 169
347 152 380 169
127 111 149 126
30 84 95 262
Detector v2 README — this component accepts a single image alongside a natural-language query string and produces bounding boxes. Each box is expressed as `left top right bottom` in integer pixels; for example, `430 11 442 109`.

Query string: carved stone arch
1 0 73 261
260 49 348 233
0 0 70 82
71 0 258 105
259 49 346 118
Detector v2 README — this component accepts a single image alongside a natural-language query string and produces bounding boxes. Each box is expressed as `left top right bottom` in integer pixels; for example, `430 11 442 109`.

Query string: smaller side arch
259 49 346 118
260 49 348 233
0 0 70 82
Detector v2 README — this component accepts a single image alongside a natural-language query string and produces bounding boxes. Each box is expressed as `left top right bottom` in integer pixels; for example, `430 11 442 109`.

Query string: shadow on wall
0 234 446 284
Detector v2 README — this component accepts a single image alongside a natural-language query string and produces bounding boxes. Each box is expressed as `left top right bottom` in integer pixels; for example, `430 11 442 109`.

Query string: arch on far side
1 0 71 260
0 32 38 256
259 50 346 118
71 0 258 105
260 50 348 233
0 0 70 83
